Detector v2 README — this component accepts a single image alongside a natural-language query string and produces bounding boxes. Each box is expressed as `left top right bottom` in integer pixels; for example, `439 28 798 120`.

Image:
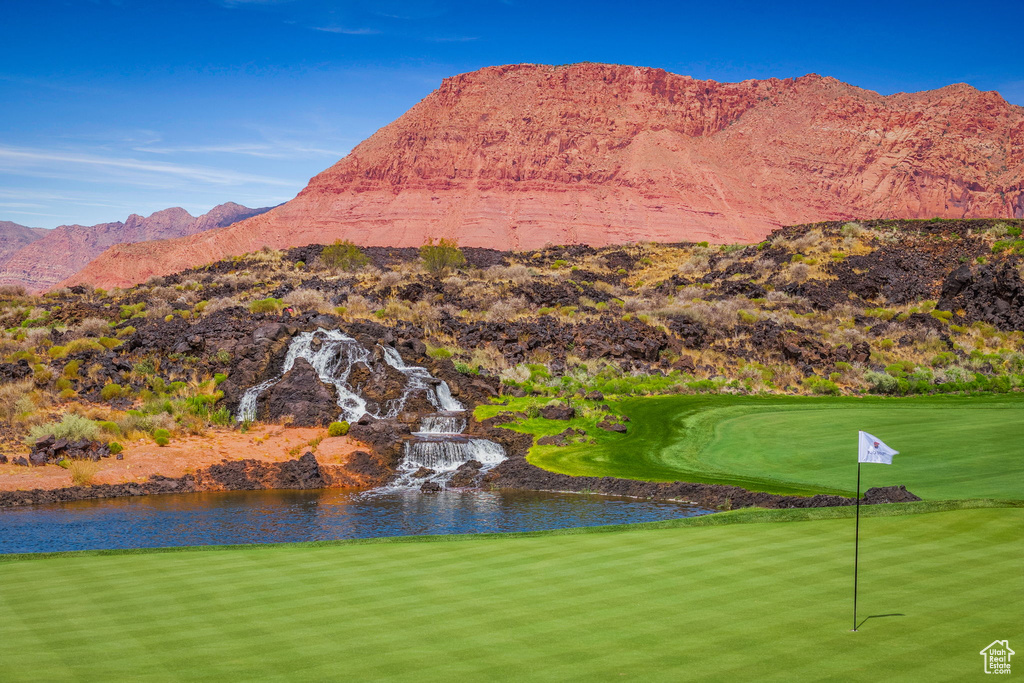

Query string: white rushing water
237 329 461 423
237 328 505 489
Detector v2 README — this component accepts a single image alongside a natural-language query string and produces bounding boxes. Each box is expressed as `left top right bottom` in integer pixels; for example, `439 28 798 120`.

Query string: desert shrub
785 262 811 284
427 345 453 359
100 383 127 401
248 246 283 263
483 264 533 285
328 421 350 437
804 376 840 395
319 240 370 272
339 294 374 318
249 297 284 314
737 310 758 324
864 308 896 321
98 336 122 350
840 222 864 237
108 441 123 455
65 338 104 355
28 413 100 445
152 428 171 446
68 460 100 486
0 284 27 297
209 407 232 426
988 222 1010 238
376 270 405 291
420 238 466 274
73 317 110 338
486 297 527 322
0 379 34 421
203 297 241 315
62 359 82 379
931 351 956 367
283 289 329 313
120 302 147 319
98 420 121 435
864 371 900 394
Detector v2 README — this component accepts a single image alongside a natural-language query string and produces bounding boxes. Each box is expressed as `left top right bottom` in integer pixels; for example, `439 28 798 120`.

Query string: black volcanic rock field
0 217 1022 503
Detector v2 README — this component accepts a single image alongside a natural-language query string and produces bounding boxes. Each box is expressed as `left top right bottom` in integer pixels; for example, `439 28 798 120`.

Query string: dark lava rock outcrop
937 262 1024 330
258 358 339 427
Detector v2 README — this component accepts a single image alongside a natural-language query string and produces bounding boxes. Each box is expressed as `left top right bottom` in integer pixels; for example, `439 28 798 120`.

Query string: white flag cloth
858 431 898 464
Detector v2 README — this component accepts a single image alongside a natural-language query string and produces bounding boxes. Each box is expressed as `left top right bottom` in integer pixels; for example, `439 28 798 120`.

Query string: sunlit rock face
67 63 1024 290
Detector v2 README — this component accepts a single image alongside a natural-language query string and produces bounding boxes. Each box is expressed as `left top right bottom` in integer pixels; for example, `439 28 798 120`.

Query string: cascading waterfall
237 328 505 488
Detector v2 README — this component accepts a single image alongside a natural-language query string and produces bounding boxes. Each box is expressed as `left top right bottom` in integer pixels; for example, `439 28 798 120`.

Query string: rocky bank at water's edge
0 451 390 508
471 417 921 509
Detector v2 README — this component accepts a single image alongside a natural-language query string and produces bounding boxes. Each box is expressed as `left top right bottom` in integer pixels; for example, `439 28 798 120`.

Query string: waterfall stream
237 328 505 488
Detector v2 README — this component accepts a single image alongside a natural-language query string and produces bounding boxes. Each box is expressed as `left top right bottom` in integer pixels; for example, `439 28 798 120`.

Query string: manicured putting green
525 395 1024 498
0 504 1019 681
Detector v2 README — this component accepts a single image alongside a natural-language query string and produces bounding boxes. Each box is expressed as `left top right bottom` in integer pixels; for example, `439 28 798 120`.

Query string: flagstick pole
852 461 862 632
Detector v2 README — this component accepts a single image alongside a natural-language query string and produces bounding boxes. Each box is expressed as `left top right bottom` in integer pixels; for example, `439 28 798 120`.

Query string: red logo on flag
873 441 879 448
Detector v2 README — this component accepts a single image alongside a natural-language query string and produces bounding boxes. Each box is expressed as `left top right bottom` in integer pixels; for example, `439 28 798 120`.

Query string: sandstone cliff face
66 63 1024 290
1 202 272 292
0 221 47 274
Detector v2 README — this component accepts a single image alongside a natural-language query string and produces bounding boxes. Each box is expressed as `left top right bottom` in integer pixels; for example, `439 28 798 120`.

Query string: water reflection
0 489 712 554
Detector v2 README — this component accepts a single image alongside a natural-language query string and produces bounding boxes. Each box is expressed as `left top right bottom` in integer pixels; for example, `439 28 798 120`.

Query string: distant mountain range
0 203 272 292
33 63 1024 290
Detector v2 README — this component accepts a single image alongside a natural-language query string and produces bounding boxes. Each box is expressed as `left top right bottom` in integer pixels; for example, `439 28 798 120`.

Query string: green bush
804 376 840 395
152 428 170 447
100 383 126 401
63 360 82 379
420 238 466 274
249 298 284 314
865 371 900 395
108 442 123 455
27 413 100 445
321 239 370 272
328 421 350 437
427 346 453 359
98 421 121 435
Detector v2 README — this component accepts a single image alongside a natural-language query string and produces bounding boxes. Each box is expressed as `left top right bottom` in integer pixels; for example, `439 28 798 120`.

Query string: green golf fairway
525 395 1024 498
0 504 1019 681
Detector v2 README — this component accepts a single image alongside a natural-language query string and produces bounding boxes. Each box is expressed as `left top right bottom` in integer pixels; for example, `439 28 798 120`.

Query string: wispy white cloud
312 26 381 35
133 142 346 159
426 35 479 42
0 146 295 187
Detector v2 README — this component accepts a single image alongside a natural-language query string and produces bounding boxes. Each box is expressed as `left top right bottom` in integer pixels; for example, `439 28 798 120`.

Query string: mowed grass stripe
0 507 1019 681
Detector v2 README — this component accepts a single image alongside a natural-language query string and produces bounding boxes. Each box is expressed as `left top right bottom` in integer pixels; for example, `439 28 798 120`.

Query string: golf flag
858 431 898 464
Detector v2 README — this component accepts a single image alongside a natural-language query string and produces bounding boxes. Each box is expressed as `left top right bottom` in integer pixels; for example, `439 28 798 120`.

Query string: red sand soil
0 425 370 492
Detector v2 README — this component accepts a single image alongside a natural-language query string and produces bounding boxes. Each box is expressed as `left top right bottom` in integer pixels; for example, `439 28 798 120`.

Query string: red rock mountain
0 221 48 275
1 203 272 292
67 63 1024 290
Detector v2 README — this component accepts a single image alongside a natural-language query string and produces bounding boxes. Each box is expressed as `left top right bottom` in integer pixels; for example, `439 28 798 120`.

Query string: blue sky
3 0 1022 228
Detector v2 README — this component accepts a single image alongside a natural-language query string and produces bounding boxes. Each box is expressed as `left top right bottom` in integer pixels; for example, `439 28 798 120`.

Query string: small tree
420 238 466 274
321 239 369 272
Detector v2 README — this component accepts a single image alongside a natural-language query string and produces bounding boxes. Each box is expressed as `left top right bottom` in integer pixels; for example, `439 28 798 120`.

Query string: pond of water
0 489 713 554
